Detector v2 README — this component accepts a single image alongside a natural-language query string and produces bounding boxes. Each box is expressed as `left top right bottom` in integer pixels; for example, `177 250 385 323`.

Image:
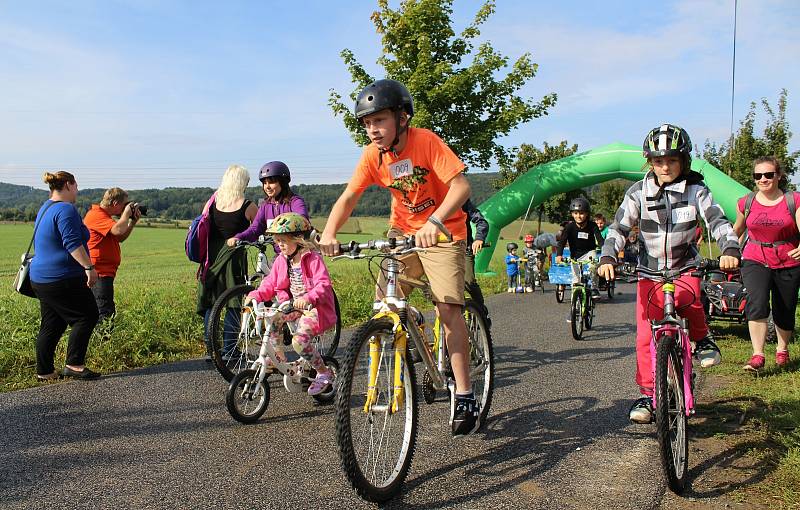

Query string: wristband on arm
426 214 452 240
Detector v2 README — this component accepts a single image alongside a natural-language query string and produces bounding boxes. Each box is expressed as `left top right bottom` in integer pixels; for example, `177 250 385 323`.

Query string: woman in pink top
733 156 800 371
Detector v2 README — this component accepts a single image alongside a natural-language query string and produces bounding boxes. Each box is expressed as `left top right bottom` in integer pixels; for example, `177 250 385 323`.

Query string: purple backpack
185 192 217 280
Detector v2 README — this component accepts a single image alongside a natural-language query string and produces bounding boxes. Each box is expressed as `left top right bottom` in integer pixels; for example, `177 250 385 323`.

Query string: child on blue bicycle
597 124 740 423
246 212 337 396
556 197 604 302
505 242 521 292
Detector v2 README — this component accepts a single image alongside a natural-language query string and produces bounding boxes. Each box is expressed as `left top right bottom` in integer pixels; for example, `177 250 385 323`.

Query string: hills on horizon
0 172 500 221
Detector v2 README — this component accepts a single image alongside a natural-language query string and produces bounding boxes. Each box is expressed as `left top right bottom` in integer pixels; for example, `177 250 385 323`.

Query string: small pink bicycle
618 258 721 493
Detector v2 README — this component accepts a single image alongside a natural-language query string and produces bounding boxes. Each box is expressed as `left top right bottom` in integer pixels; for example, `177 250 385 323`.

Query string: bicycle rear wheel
208 284 258 382
655 334 689 493
465 300 494 427
570 292 584 340
313 290 341 357
556 285 565 303
335 318 418 503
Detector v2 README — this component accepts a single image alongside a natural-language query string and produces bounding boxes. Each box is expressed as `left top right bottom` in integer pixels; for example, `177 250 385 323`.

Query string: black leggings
740 260 800 331
31 277 99 375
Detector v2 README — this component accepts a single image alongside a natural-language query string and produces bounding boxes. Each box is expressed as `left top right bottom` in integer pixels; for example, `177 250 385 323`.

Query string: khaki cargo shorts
377 238 466 306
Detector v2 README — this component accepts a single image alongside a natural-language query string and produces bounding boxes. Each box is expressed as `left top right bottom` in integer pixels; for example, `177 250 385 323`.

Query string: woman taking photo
733 157 800 371
30 171 101 380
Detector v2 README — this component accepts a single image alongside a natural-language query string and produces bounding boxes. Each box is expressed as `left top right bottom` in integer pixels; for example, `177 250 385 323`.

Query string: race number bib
577 231 589 239
388 159 413 179
672 207 696 223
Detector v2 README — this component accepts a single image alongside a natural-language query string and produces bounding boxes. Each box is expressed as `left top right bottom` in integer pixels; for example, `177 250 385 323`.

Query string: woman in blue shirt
30 171 100 381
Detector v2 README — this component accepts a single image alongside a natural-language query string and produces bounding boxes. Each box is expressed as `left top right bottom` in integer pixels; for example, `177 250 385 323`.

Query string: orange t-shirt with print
346 127 468 240
84 204 121 277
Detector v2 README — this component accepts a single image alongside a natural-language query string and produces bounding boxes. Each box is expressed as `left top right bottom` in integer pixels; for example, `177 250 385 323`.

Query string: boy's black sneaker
451 397 480 438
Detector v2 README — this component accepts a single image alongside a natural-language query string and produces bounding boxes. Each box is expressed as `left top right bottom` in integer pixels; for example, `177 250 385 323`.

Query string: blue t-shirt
505 254 519 276
29 200 90 283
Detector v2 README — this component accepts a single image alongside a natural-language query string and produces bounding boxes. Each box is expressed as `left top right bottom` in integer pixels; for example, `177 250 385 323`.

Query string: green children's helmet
266 212 312 236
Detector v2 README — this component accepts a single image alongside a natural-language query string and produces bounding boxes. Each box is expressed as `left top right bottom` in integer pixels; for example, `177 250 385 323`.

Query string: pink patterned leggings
268 308 326 372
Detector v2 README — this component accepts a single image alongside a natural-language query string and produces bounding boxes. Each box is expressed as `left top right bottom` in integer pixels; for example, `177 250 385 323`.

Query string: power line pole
728 0 738 176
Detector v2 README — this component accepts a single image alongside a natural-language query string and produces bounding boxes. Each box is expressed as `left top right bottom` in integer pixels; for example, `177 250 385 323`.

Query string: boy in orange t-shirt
83 187 141 320
319 79 479 437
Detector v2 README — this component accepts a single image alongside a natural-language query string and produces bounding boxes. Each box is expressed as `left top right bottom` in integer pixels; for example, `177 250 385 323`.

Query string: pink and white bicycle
618 258 721 493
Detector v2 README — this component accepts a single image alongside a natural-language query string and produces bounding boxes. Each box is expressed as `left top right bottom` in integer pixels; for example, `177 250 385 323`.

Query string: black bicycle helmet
258 161 291 183
506 242 518 252
569 197 590 213
354 79 414 121
643 123 692 159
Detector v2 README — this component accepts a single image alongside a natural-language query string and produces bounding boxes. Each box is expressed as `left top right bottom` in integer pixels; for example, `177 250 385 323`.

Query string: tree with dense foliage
591 180 629 221
328 0 557 171
701 89 798 189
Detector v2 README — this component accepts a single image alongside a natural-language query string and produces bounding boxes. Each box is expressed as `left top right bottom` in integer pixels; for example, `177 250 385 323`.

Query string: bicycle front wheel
465 300 494 428
655 334 689 493
226 368 270 424
335 318 418 503
556 285 565 303
570 292 584 340
207 284 258 382
584 297 594 330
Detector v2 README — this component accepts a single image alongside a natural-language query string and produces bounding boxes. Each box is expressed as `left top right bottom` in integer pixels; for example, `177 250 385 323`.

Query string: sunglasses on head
753 172 776 181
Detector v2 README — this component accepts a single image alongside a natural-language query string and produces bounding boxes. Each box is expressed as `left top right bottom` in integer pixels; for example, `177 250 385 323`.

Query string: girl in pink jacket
246 213 336 395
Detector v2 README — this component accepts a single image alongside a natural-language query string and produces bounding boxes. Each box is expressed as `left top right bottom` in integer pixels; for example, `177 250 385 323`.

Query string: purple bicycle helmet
258 161 291 183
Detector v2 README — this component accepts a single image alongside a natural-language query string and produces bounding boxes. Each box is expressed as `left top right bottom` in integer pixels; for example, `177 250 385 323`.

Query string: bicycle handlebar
331 233 451 259
235 235 274 249
616 259 720 281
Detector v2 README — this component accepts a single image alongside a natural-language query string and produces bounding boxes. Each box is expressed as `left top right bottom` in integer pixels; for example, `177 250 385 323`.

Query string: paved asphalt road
1 283 683 509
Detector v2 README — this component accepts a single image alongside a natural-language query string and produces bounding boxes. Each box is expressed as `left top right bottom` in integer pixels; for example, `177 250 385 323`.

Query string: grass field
0 218 521 391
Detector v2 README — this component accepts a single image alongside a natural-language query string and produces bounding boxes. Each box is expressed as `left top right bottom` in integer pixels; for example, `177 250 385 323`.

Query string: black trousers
31 277 99 375
92 276 116 321
741 260 800 330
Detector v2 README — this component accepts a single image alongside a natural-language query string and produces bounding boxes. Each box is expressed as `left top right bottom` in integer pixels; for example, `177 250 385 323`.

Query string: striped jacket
600 170 740 272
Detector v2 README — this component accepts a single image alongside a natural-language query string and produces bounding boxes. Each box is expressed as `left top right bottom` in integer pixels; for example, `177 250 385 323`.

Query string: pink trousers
635 274 707 395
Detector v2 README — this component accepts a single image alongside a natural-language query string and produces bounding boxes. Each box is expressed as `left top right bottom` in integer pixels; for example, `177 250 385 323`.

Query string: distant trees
701 89 798 189
0 173 499 221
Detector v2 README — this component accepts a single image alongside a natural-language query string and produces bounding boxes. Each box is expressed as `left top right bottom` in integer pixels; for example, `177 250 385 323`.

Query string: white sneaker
693 336 721 368
507 288 514 293
629 396 653 424
525 287 534 292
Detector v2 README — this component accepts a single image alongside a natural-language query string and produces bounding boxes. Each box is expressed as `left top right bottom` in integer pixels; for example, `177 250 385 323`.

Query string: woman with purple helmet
226 161 309 246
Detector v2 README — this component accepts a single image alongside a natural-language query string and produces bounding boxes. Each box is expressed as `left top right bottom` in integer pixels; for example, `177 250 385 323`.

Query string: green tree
701 89 798 188
592 180 629 221
328 0 557 171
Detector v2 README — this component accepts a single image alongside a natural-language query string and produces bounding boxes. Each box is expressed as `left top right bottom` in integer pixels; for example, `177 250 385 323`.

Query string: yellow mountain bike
332 237 494 503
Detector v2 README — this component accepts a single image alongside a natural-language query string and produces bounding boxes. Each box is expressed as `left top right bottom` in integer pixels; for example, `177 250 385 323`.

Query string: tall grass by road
0 221 514 391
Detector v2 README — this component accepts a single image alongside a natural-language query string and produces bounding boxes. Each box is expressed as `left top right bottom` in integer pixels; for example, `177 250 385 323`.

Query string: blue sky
1 0 798 190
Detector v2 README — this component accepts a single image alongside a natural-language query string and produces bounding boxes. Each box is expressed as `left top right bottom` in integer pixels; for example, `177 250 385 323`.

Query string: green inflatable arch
474 142 750 274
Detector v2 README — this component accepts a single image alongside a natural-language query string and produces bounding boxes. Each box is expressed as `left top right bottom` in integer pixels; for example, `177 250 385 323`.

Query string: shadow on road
385 396 633 509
